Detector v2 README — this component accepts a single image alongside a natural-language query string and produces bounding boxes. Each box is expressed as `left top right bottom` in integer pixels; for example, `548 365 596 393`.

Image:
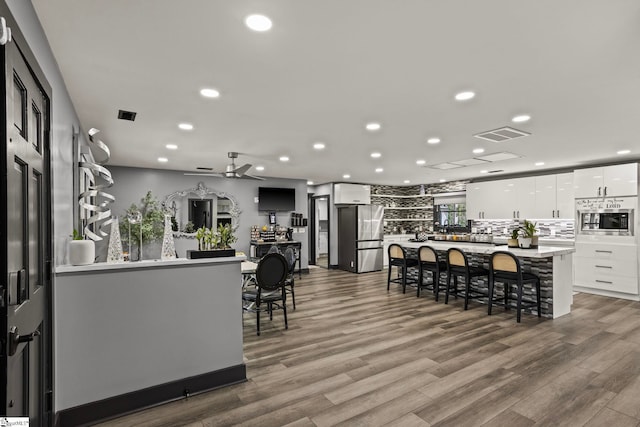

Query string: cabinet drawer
575 243 637 262
574 256 639 277
575 260 639 294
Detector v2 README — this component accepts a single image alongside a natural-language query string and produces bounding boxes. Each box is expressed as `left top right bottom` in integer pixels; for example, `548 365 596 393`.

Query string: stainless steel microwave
578 209 634 235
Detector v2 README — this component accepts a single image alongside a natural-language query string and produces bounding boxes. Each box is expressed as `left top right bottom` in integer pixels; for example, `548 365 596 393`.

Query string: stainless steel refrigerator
338 205 384 273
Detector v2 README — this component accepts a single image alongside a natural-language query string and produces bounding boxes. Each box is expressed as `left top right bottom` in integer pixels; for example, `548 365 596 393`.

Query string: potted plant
186 223 236 259
518 220 538 249
68 229 95 266
120 191 165 260
507 228 519 248
217 223 237 249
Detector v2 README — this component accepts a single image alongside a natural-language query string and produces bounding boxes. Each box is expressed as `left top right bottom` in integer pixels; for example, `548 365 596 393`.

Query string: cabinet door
555 173 574 218
603 163 638 197
573 167 603 198
533 175 557 218
465 182 489 219
513 177 536 219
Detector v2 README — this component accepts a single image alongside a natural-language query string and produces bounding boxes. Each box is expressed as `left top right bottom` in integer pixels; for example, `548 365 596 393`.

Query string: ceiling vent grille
117 110 137 121
473 126 530 142
196 167 213 171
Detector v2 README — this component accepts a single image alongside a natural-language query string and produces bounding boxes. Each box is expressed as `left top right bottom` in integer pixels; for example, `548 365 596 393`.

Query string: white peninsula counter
54 256 246 426
400 242 575 319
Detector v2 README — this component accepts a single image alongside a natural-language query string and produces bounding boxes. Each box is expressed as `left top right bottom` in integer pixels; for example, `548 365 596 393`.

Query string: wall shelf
372 194 432 198
384 218 430 222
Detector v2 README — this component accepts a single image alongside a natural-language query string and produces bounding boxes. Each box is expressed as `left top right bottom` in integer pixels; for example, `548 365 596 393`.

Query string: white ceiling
32 0 640 185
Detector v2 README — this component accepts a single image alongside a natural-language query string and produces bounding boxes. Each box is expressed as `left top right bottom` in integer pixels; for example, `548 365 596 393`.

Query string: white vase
69 240 95 265
518 237 532 249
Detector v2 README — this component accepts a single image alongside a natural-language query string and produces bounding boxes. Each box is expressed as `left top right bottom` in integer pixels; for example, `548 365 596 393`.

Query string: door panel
3 31 51 425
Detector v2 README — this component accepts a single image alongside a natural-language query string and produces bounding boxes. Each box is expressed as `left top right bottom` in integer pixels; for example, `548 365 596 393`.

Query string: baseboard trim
54 364 246 427
329 264 340 270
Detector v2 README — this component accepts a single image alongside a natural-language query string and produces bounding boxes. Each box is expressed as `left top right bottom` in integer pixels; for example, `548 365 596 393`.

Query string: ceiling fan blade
184 172 224 177
233 163 252 176
239 173 266 180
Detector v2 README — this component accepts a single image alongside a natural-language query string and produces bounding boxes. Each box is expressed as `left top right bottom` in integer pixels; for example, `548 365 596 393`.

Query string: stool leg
536 278 541 318
434 270 440 302
417 265 423 297
283 295 288 330
516 281 523 323
464 272 470 310
504 282 509 310
387 265 392 291
445 271 451 304
488 272 494 316
402 265 407 294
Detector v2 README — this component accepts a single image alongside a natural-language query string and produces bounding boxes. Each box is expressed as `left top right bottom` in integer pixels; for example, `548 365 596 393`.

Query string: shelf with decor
372 194 432 198
384 218 430 222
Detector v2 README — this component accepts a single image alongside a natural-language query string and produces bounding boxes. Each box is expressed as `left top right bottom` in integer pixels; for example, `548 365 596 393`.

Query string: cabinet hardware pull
595 265 613 269
595 250 613 253
597 187 601 196
595 280 613 284
604 186 607 196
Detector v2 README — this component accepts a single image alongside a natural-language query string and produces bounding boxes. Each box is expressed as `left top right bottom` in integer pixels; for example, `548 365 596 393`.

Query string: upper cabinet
532 173 574 218
334 183 371 204
467 173 574 220
573 163 638 198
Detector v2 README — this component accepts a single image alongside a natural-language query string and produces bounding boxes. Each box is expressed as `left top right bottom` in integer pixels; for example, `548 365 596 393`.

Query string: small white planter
69 240 95 265
518 237 532 249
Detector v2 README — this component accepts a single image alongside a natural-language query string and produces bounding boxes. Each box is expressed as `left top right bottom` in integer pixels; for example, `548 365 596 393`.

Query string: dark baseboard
329 264 340 270
54 364 246 427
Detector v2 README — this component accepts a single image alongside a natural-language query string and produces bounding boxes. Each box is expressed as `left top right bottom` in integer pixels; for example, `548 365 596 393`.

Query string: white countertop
400 241 574 258
55 255 246 274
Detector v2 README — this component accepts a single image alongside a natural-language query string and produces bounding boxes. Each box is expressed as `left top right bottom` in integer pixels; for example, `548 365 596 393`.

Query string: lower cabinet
574 242 639 295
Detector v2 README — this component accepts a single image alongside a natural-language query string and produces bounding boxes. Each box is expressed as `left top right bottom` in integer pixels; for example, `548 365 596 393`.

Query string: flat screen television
258 187 296 211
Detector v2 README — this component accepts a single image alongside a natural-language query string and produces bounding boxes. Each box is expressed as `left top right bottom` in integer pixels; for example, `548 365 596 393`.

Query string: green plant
521 219 538 238
217 223 236 249
510 228 520 240
120 191 165 246
72 229 83 240
183 221 195 233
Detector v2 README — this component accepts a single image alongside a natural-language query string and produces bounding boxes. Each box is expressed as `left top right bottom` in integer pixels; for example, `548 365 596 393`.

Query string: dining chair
242 253 289 335
445 247 489 310
387 244 419 293
283 247 297 309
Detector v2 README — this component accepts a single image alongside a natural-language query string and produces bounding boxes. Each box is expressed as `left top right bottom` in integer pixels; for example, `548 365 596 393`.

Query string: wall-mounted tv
258 187 296 211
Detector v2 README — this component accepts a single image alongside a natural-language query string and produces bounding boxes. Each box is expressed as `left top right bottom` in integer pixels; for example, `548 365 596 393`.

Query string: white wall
6 0 88 266
106 166 309 268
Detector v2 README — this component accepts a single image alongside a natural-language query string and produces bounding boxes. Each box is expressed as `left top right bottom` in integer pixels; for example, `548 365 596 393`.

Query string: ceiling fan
185 152 265 180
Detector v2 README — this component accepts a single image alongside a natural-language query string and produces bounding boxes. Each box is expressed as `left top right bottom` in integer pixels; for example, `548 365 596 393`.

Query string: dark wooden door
1 13 52 425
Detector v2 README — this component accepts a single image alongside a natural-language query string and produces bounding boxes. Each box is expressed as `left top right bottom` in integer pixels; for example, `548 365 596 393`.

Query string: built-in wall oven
576 197 635 236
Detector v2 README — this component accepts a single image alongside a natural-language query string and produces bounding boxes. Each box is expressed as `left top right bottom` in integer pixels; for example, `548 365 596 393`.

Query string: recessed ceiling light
416 159 426 166
245 14 272 32
157 157 168 163
313 142 325 150
375 168 384 173
279 156 289 162
535 162 545 166
512 114 531 123
371 152 381 158
472 148 485 154
427 138 440 144
307 180 314 185
255 166 265 171
200 88 220 98
439 179 446 182
617 149 631 155
365 122 381 131
403 180 411 184
455 91 475 101
480 170 488 174
165 144 178 150
343 174 351 179
178 123 193 130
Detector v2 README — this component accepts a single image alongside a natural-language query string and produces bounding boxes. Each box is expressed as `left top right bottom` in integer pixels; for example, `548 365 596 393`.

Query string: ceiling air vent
473 126 530 142
488 170 504 173
196 167 213 171
117 109 137 121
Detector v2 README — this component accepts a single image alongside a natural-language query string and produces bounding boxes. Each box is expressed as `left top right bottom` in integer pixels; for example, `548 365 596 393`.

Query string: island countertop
400 241 575 258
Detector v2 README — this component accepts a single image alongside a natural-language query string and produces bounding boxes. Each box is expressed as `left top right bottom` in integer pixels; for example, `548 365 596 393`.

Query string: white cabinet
532 173 574 219
466 178 535 219
334 183 371 204
574 242 639 295
574 163 638 198
465 182 493 219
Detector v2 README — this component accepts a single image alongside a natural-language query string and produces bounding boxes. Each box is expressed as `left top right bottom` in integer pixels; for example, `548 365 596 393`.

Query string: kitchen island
54 256 246 426
400 241 575 319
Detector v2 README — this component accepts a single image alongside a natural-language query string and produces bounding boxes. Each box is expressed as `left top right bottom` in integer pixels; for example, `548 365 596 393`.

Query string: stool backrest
419 246 438 263
388 244 405 260
491 251 520 273
447 248 467 267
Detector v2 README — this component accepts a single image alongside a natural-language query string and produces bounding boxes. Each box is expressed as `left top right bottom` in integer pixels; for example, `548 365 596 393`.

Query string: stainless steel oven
578 209 634 235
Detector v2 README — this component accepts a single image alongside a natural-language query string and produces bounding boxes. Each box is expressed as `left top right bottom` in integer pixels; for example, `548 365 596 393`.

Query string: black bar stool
445 248 489 310
417 245 447 300
488 251 542 323
387 244 419 293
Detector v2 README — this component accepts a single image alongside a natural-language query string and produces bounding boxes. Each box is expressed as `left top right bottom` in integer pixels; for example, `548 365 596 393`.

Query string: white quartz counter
55 255 246 274
400 241 575 258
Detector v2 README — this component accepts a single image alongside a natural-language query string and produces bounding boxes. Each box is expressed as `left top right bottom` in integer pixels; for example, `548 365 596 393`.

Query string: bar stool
387 244 419 293
488 251 541 323
417 245 447 300
445 248 489 310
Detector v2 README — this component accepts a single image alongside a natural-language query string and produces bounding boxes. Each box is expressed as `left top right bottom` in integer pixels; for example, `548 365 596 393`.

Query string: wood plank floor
96 268 640 427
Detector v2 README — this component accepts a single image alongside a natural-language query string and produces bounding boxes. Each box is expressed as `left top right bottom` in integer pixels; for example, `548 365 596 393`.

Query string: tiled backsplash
470 219 575 240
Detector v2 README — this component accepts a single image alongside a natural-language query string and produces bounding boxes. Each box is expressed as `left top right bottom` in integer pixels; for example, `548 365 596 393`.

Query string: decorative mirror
163 182 241 238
